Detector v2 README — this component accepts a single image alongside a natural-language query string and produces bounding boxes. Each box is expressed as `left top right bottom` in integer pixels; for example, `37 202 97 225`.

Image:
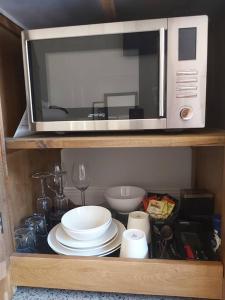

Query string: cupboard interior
6 147 224 232
6 146 225 299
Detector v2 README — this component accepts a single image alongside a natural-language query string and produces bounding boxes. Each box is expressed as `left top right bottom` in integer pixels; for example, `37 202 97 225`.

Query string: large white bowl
61 206 112 240
104 186 146 214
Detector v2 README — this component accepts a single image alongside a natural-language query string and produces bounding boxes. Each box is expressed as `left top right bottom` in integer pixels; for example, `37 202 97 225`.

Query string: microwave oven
22 15 208 132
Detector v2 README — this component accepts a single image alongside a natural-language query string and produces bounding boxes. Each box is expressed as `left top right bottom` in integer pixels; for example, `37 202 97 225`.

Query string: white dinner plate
56 219 118 249
48 219 125 256
60 231 118 252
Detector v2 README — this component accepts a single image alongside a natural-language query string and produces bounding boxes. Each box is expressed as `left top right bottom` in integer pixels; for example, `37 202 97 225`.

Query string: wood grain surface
194 147 225 213
100 0 117 20
6 149 61 230
10 254 223 299
0 19 26 138
0 14 22 36
5 130 225 150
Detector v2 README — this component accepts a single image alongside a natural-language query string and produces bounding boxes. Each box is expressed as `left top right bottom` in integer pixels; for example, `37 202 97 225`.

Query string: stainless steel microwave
22 15 208 132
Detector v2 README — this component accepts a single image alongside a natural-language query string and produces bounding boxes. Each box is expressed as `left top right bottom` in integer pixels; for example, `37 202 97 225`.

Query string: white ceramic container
120 229 149 259
56 219 118 249
104 186 146 214
61 206 112 240
127 211 151 243
48 219 125 257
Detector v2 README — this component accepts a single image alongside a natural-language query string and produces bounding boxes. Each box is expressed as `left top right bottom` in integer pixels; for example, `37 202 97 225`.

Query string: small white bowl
61 206 112 240
104 186 146 214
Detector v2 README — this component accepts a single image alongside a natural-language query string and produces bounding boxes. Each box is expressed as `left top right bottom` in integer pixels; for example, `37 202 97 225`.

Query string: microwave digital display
178 27 197 61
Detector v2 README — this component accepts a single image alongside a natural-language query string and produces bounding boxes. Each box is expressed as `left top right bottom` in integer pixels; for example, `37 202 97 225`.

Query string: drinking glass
24 213 50 253
14 227 36 253
72 163 90 206
48 164 70 225
32 172 52 220
25 215 48 237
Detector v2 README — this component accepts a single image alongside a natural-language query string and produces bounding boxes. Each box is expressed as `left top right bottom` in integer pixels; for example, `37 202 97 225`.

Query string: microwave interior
28 31 162 122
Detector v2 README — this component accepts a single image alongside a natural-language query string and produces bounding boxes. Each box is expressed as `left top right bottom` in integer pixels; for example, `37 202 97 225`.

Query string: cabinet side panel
194 146 224 213
0 15 26 137
6 149 61 231
0 161 14 299
0 273 13 300
0 16 19 294
194 146 225 299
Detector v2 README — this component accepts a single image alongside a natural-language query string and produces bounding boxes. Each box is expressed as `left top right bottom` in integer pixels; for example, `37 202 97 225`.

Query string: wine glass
71 163 90 206
32 172 52 221
48 164 70 225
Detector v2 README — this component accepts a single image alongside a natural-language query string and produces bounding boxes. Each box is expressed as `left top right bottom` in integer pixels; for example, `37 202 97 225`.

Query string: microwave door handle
48 105 69 114
159 28 165 117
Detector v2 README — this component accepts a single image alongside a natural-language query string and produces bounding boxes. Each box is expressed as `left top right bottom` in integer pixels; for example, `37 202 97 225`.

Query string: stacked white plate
47 218 125 256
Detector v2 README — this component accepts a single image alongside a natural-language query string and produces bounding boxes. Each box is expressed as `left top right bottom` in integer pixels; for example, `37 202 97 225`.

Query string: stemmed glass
32 172 52 220
48 164 70 223
72 163 90 206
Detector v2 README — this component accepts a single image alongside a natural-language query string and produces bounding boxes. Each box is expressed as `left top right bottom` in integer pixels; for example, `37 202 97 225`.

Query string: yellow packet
147 199 166 216
166 201 175 216
147 198 175 219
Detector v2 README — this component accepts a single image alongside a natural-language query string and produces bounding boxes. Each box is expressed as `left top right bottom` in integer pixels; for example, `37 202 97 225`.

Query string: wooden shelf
10 254 223 299
5 129 225 150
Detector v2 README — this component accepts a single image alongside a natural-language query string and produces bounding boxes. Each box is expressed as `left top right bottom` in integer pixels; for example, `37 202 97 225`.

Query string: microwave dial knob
180 107 193 121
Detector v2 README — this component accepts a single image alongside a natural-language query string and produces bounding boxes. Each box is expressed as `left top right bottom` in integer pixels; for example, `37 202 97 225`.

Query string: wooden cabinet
0 13 225 300
4 141 224 300
10 254 223 299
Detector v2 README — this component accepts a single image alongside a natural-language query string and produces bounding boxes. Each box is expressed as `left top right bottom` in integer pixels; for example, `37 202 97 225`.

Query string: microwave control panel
176 70 198 100
166 15 208 129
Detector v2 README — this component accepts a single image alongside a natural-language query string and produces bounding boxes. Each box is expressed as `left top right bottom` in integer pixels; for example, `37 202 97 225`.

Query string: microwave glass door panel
28 31 161 122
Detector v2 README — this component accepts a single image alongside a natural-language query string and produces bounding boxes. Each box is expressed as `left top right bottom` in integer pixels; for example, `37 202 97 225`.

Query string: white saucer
56 219 118 249
48 219 125 256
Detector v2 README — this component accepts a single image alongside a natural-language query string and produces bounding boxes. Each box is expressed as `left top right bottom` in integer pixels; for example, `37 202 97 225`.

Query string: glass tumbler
25 215 48 237
14 227 36 253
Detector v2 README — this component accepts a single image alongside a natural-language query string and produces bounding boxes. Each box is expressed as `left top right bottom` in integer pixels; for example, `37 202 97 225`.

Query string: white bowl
104 186 146 214
61 206 112 240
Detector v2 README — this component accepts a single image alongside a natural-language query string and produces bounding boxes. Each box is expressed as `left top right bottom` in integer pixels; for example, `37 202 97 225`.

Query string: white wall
61 147 192 205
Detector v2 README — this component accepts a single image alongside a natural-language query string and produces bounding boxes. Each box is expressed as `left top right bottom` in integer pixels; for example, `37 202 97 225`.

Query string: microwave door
23 20 167 131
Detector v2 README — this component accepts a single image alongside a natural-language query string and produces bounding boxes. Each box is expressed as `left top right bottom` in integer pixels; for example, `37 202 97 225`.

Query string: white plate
56 219 118 249
48 219 125 257
60 231 118 252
